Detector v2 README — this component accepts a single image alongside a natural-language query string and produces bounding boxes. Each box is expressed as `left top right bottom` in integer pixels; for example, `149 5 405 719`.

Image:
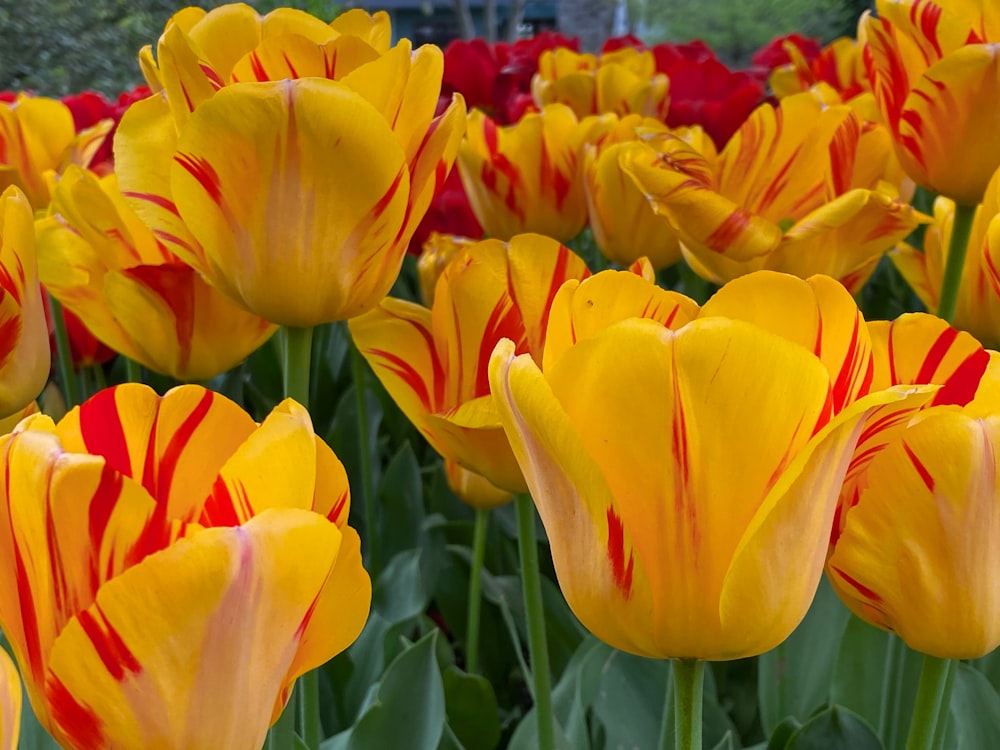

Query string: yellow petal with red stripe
0 650 20 750
828 409 1000 658
230 33 381 83
43 509 346 750
55 385 258 522
700 271 873 412
171 78 410 327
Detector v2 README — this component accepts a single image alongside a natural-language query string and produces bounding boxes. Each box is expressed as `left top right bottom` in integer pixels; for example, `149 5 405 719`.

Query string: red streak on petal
369 349 434 412
903 440 935 492
46 676 105 750
154 388 214 509
76 604 142 681
174 152 224 207
328 490 348 526
88 462 124 577
605 506 634 598
475 293 526 398
120 264 197 376
0 313 21 370
705 209 754 253
201 474 246 527
80 389 134 480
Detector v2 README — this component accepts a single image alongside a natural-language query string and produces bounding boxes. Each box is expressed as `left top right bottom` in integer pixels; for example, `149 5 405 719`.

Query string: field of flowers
0 1 999 748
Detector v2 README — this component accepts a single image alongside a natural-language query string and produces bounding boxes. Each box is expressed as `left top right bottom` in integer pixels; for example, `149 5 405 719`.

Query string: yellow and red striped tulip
583 117 713 270
892 166 1000 347
0 650 19 750
531 47 669 120
117 6 465 327
35 166 276 380
0 384 370 750
0 95 111 211
457 104 614 242
828 342 1000 658
417 233 478 306
350 234 591 501
0 187 48 419
623 92 925 292
488 311 925 659
770 37 869 101
861 0 1000 204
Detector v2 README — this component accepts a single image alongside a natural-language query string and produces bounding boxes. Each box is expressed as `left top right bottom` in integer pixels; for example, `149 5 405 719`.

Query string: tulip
488 310 921 660
0 383 371 749
861 0 1000 205
0 95 110 211
416 232 477 306
623 92 926 292
117 6 465 327
531 47 669 120
892 166 1000 348
0 650 18 750
35 166 276 380
458 104 613 242
350 233 592 498
0 187 48 418
769 38 868 102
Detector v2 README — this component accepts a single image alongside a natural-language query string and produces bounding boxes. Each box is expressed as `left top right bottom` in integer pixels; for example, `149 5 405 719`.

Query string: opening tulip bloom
116 5 466 327
489 313 921 660
350 234 594 501
861 0 1000 204
0 187 49 419
35 167 277 380
622 92 925 293
0 384 371 750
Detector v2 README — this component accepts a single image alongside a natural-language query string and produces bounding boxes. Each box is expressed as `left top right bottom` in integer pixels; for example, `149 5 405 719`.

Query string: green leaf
712 730 738 750
373 549 434 624
783 705 883 750
951 663 1000 749
442 667 501 750
591 651 669 749
758 577 850 733
766 717 802 750
376 443 426 560
344 630 447 750
831 617 891 730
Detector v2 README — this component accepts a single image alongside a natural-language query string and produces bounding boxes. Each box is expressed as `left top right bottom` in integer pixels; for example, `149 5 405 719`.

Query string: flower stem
125 357 143 385
515 494 554 750
937 202 977 324
465 508 490 674
268 683 297 750
877 632 899 742
48 294 78 408
277 325 318 748
350 341 378 572
905 655 954 750
669 659 704 750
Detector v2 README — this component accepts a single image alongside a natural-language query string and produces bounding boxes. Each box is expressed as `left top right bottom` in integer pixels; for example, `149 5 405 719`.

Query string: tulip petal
54 385 258 522
0 650 19 750
828 410 1000 658
171 78 410 326
44 509 343 750
444 459 512 509
329 9 391 53
230 34 380 83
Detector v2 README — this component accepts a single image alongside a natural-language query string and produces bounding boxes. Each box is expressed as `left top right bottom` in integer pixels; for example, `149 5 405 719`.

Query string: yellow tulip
0 384 370 749
531 47 669 120
416 233 477 307
117 5 465 327
489 313 923 659
622 92 926 292
892 166 1000 348
350 234 591 501
861 0 1000 204
0 187 48 419
0 650 19 750
35 167 276 380
457 104 614 242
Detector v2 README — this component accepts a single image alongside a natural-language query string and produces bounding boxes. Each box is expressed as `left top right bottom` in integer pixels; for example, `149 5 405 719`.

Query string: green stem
929 659 957 750
283 326 313 407
515 494 554 750
350 341 378 572
267 683 297 750
48 294 79 408
905 656 954 750
465 508 489 674
937 202 977 324
300 671 321 749
878 632 899 742
125 358 143 385
670 660 704 750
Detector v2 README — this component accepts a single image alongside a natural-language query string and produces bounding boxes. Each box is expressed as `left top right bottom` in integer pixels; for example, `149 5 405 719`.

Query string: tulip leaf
781 705 883 750
758 577 850 733
765 717 802 750
375 442 425 560
950 664 1000 749
711 730 737 750
373 548 434 624
442 667 501 750
831 616 892 730
335 630 446 750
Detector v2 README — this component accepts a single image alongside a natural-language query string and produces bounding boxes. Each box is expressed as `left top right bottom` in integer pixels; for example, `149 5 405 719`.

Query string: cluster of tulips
0 1 999 749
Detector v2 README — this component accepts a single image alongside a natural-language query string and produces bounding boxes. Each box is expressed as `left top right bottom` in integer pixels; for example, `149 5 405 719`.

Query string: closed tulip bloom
457 104 614 242
35 167 276 380
489 314 921 659
0 96 110 211
350 234 591 500
861 0 1000 205
117 7 465 327
623 92 925 292
828 349 1000 658
531 47 669 120
0 384 371 750
0 187 48 419
892 166 1000 347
